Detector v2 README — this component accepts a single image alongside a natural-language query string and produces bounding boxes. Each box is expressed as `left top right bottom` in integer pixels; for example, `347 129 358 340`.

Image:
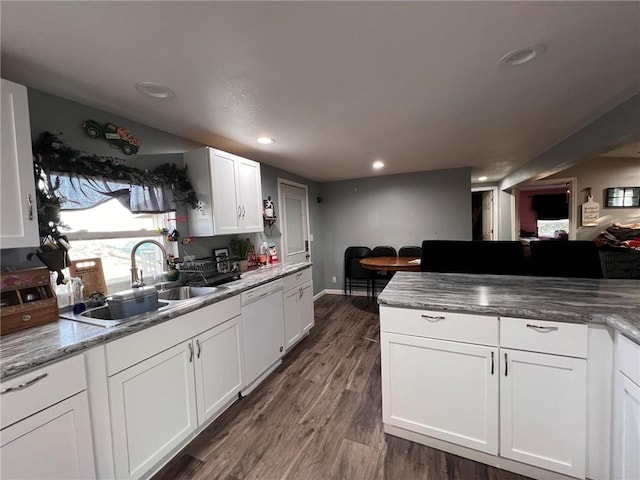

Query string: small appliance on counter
0 267 59 335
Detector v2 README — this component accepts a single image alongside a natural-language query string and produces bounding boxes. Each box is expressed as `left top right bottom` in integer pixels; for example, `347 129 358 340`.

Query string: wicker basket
599 248 640 279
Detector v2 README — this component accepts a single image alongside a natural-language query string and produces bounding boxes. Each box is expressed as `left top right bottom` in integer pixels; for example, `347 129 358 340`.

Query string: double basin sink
61 286 224 328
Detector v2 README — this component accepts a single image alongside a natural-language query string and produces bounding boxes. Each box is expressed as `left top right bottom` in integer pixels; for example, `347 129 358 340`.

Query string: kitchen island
378 272 639 480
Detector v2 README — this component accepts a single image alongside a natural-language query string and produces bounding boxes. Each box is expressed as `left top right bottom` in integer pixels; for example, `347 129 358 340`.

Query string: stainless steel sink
60 300 173 328
157 286 221 301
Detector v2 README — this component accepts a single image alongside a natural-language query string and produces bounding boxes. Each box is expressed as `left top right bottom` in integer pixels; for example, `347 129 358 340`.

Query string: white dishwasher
241 279 285 395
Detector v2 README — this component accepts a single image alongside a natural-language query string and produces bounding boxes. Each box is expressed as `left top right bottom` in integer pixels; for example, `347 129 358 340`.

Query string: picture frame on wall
214 248 230 273
605 187 640 208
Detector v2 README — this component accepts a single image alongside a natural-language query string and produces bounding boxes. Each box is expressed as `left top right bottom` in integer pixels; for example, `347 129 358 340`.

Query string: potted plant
230 238 251 272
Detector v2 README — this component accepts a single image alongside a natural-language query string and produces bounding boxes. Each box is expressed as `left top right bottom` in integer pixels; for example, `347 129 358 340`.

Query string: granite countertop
378 272 640 344
0 262 311 381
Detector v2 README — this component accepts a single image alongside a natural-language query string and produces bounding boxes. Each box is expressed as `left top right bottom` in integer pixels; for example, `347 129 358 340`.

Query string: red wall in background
519 187 568 236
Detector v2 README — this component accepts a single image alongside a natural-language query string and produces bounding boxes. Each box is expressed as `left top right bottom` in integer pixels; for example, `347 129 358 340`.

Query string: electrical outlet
332 276 337 283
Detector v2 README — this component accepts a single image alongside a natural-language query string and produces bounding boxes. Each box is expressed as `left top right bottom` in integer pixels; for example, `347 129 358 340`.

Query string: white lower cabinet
1 392 95 480
284 281 314 350
109 341 198 480
612 333 640 480
500 349 587 478
106 297 243 480
380 307 589 479
0 354 95 480
381 333 498 454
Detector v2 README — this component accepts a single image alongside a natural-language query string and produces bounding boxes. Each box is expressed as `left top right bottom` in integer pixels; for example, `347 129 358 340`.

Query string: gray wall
319 168 471 290
547 156 640 240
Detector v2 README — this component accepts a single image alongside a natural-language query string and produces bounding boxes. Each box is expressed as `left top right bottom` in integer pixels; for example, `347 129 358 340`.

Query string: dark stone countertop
0 262 312 381
378 272 640 344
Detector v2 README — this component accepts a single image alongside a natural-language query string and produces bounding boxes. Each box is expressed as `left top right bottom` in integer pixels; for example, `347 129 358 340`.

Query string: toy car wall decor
83 119 141 155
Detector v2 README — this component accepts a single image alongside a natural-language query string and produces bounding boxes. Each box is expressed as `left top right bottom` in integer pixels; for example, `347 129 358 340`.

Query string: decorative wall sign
82 119 141 155
605 187 640 208
581 195 600 226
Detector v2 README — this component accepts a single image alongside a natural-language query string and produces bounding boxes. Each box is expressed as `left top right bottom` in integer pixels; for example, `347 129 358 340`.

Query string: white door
500 349 586 478
0 79 39 248
237 158 264 232
211 151 241 235
1 392 96 479
612 372 640 480
299 282 314 333
482 190 494 240
381 333 499 455
283 287 302 349
279 181 310 263
109 341 197 480
194 316 243 425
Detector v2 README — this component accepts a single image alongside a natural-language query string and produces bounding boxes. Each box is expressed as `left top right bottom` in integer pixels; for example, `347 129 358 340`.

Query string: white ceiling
1 1 639 183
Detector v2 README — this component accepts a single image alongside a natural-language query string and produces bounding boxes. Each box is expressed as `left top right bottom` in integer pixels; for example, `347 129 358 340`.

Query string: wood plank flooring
152 295 532 480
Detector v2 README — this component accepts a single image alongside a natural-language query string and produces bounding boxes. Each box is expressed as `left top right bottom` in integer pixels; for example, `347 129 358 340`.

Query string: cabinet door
237 157 263 232
194 316 243 425
299 282 314 333
0 79 39 248
109 341 197 480
284 287 301 349
612 372 640 480
500 349 586 478
211 151 241 234
1 391 95 479
381 333 498 454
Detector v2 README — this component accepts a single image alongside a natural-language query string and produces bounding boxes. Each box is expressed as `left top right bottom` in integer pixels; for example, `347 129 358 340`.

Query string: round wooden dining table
359 256 421 272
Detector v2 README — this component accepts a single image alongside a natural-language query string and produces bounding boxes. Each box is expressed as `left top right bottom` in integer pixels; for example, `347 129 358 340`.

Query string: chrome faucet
130 239 167 288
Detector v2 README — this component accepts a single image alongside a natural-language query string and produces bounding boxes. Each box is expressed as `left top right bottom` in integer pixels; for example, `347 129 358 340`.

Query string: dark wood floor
153 295 532 480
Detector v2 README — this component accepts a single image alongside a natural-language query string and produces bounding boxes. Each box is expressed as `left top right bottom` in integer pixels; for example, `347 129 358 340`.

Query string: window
537 219 569 239
60 199 175 291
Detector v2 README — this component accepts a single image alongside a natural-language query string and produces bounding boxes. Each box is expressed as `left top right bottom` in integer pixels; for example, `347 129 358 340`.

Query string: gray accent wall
318 168 471 290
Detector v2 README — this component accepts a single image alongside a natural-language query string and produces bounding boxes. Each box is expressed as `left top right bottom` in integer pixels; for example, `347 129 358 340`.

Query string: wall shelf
263 216 277 227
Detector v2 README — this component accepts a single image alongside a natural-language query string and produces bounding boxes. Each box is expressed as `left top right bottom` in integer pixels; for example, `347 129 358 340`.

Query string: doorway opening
471 186 498 240
514 177 577 242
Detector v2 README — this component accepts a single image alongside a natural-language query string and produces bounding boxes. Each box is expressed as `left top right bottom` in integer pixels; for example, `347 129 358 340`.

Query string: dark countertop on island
378 272 640 344
0 262 312 381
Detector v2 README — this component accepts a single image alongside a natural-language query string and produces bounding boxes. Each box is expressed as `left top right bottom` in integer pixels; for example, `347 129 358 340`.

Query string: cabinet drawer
380 306 498 346
500 317 587 358
617 333 640 385
283 268 312 292
1 354 86 428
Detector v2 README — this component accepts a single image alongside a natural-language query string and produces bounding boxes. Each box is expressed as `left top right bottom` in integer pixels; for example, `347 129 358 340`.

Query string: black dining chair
421 240 471 273
530 240 603 278
398 246 422 258
344 247 374 297
371 246 397 294
470 241 527 275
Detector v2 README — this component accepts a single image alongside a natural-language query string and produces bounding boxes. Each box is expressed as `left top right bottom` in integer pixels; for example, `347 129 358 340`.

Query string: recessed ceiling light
135 82 175 99
257 137 274 145
499 44 545 67
478 176 488 182
372 160 384 170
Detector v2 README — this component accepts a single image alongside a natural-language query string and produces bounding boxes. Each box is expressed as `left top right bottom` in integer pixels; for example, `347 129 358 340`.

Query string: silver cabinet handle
421 314 445 321
237 206 242 218
299 287 303 299
504 352 508 377
526 323 559 332
242 205 246 218
27 194 33 221
188 343 194 363
491 351 495 375
1 373 48 394
196 339 201 359
296 272 303 279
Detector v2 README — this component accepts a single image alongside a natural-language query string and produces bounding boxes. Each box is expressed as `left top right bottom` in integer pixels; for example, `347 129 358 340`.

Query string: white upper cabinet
184 147 263 236
0 78 39 248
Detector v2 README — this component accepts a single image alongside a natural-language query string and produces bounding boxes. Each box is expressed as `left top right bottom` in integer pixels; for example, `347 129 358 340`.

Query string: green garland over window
33 131 199 209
